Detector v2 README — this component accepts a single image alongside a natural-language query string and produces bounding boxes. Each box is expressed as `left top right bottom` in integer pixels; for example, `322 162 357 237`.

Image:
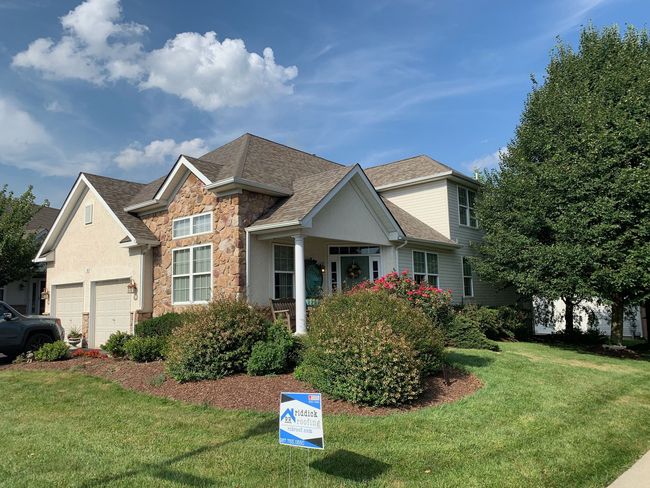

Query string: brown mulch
0 357 482 416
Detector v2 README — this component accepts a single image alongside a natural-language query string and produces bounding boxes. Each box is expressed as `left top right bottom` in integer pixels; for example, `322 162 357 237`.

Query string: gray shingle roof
84 174 158 244
365 155 452 188
382 198 457 246
26 206 59 232
126 175 167 207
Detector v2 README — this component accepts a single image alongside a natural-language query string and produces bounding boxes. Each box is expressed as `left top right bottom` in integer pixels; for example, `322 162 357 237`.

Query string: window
84 204 93 225
413 251 439 287
172 244 212 304
274 245 294 299
172 212 213 239
458 187 478 228
462 257 474 297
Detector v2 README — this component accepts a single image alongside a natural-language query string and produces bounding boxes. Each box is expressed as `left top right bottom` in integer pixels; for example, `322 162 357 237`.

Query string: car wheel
24 333 53 352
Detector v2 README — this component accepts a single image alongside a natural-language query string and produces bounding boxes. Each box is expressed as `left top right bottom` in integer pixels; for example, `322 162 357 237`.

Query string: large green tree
476 25 650 343
0 185 43 288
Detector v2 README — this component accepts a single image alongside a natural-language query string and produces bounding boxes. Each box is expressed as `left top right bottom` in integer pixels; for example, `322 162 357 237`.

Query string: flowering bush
353 271 453 327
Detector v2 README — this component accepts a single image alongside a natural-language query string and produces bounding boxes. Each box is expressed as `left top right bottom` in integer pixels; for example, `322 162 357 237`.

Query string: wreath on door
346 261 362 279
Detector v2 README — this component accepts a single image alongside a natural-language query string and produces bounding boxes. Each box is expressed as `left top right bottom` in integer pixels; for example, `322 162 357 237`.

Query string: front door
340 256 370 290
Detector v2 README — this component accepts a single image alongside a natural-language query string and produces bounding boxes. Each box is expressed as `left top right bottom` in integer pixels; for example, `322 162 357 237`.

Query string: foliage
0 186 45 288
67 328 82 339
135 313 187 338
445 314 499 351
166 299 268 382
475 25 650 343
101 331 133 358
298 290 445 406
456 304 530 340
34 341 69 362
124 336 166 362
247 321 295 376
354 271 453 328
70 349 107 359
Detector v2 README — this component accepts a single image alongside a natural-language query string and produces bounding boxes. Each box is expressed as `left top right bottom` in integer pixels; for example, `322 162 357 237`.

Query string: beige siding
381 179 451 238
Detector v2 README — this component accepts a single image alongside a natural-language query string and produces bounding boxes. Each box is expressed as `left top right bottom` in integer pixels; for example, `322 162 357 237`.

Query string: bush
166 299 268 382
298 290 444 406
247 321 295 376
135 313 186 338
34 341 69 361
124 336 166 362
456 304 529 340
445 314 499 351
101 331 133 358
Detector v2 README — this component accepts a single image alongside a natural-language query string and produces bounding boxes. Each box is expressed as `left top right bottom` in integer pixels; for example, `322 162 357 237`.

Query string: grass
1 342 649 487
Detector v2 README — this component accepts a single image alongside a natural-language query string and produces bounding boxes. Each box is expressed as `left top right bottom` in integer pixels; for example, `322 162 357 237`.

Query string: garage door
54 283 83 332
92 279 131 348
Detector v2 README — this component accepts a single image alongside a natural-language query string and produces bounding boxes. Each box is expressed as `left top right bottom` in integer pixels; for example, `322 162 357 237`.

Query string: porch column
293 235 307 335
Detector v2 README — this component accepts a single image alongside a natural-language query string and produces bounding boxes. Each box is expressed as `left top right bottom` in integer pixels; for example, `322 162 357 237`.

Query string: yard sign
279 392 324 449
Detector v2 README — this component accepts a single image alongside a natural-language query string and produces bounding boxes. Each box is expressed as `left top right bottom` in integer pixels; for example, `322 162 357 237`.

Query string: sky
0 0 648 207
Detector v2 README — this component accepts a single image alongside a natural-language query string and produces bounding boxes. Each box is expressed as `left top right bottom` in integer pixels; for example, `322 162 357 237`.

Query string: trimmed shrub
124 336 166 362
34 341 69 361
456 304 529 340
298 290 444 406
101 331 133 358
247 321 295 376
135 313 186 338
445 314 499 351
166 299 268 382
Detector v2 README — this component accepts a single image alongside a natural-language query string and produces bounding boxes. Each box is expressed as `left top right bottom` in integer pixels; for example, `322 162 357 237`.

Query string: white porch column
293 235 307 335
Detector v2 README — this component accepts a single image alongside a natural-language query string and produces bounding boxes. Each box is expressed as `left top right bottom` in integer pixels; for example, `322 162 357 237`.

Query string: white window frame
412 250 439 287
84 204 93 225
172 211 213 239
273 244 295 299
462 256 474 297
171 243 213 305
458 187 478 228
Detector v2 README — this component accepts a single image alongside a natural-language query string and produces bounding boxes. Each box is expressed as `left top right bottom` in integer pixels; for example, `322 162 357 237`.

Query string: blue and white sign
279 392 324 450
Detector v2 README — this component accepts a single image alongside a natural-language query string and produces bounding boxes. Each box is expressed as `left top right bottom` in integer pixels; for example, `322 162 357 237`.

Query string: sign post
279 392 324 450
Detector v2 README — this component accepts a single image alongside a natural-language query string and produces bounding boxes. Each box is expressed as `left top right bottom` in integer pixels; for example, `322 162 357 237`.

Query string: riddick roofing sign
279 392 324 449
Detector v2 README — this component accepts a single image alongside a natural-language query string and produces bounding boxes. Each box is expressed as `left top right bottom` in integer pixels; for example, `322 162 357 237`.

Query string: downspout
394 238 408 272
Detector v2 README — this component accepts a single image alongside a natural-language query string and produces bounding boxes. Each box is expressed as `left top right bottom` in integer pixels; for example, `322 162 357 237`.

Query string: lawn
1 342 649 487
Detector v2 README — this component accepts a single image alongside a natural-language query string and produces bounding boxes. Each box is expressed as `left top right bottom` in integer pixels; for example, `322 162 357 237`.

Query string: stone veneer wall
141 173 276 316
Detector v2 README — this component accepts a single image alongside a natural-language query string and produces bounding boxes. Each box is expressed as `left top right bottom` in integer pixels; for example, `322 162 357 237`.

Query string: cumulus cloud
467 147 507 172
12 0 297 109
114 138 209 169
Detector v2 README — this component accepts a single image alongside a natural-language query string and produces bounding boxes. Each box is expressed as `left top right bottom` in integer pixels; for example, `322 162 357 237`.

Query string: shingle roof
365 155 452 188
26 206 59 232
253 165 355 226
83 174 158 243
126 175 167 207
382 198 457 246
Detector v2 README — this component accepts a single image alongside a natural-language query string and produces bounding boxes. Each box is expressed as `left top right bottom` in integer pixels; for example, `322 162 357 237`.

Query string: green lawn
1 342 649 487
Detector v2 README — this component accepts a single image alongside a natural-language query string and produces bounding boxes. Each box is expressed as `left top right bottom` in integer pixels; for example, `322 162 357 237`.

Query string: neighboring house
35 133 516 347
1 206 59 315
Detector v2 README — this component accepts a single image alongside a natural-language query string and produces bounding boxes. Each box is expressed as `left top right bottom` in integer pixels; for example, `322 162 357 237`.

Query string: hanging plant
346 262 362 279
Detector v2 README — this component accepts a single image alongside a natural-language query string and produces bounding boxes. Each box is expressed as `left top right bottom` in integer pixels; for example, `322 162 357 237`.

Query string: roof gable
365 155 453 188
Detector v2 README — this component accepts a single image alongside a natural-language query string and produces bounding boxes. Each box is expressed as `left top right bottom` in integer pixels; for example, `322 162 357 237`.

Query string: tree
475 25 650 343
0 185 42 288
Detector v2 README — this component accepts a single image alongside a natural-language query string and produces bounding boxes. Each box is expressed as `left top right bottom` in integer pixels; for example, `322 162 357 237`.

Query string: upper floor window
84 204 93 225
458 187 478 228
413 251 439 287
172 212 213 239
463 257 474 297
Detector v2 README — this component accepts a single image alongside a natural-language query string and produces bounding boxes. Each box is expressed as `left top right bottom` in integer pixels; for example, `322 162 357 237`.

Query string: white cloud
44 100 65 112
114 138 209 169
466 147 507 172
12 0 297 110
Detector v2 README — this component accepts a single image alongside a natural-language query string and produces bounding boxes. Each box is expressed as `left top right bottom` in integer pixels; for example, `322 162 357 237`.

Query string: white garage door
92 279 131 348
54 283 83 332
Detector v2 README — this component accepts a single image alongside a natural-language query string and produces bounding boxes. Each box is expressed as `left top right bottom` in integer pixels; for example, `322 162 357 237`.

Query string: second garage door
92 279 131 348
54 283 83 332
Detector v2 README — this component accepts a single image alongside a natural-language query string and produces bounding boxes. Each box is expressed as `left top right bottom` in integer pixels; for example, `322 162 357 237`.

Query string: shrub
298 290 444 406
166 299 268 382
71 349 107 359
456 304 529 340
445 314 499 351
247 321 295 376
124 336 166 362
135 313 186 338
34 341 69 361
101 331 133 358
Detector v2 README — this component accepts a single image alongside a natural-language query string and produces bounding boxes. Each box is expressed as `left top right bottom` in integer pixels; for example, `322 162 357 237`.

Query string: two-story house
35 134 516 347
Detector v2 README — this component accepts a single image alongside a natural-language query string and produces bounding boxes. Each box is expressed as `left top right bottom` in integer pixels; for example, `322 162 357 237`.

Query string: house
35 133 516 346
1 205 59 315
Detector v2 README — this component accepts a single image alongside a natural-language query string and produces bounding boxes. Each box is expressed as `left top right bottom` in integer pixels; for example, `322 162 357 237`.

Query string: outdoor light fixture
41 289 50 302
127 280 137 294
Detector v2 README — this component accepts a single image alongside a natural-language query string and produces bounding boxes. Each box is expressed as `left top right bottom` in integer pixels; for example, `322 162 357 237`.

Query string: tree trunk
564 297 575 335
611 295 625 345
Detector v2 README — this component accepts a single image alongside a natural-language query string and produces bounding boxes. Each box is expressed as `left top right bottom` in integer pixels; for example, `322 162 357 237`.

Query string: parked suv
0 301 64 359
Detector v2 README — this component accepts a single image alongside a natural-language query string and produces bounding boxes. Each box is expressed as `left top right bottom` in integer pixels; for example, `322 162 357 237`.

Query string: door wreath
346 262 362 279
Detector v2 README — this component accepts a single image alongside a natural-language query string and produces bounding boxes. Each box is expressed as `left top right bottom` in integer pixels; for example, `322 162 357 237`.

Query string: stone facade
141 173 276 316
81 312 89 347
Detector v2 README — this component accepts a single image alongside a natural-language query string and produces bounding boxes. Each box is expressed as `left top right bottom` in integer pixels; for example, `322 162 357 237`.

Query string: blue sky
0 0 648 207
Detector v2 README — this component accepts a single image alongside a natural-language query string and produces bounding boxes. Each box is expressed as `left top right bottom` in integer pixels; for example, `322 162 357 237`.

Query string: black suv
0 301 64 359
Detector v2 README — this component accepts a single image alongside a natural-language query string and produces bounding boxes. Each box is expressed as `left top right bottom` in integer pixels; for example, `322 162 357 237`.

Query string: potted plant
67 328 82 347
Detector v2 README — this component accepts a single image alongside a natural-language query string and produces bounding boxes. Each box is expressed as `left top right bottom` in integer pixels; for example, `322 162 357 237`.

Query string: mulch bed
1 357 482 416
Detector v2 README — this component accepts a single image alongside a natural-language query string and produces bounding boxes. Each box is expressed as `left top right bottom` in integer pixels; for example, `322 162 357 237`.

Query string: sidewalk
608 450 650 487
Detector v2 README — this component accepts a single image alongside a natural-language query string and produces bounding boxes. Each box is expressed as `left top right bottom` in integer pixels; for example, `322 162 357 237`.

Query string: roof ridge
83 172 145 187
367 154 452 171
243 132 346 167
235 133 253 178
